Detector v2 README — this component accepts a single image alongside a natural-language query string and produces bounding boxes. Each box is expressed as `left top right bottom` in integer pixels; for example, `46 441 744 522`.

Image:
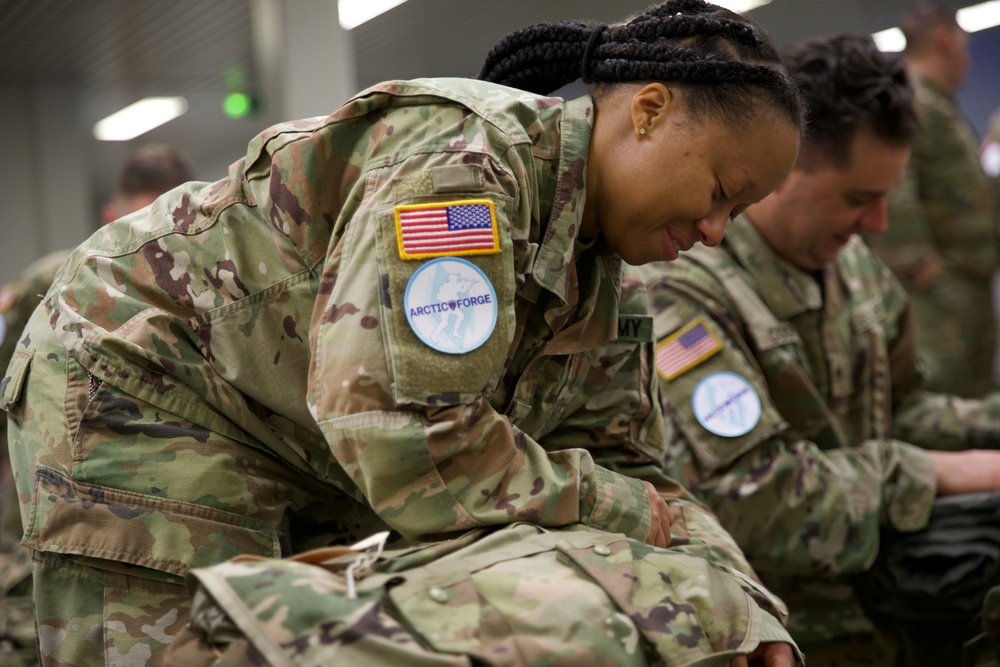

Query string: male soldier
638 34 1000 666
867 3 999 398
0 143 195 666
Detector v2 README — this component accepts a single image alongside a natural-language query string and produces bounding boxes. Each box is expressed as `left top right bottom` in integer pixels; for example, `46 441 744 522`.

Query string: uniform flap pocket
0 348 32 411
23 466 282 577
558 542 756 659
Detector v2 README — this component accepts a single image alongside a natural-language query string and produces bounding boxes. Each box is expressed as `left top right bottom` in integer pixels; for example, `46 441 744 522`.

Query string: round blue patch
691 371 761 438
403 257 498 354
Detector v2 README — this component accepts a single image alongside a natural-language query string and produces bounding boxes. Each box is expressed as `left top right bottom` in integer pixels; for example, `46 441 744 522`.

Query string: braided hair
477 0 802 129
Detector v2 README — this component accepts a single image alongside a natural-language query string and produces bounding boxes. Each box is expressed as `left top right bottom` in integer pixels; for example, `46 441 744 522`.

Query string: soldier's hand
931 450 1000 495
729 642 795 667
643 481 672 548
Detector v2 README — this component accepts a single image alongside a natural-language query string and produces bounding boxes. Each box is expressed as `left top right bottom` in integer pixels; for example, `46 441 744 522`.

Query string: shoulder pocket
658 318 786 471
376 194 515 405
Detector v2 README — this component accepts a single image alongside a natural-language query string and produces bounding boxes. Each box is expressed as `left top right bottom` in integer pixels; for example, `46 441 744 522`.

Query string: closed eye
716 180 728 202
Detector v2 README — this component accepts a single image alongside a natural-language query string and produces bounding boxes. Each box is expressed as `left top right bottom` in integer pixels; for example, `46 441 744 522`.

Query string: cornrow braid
477 0 802 129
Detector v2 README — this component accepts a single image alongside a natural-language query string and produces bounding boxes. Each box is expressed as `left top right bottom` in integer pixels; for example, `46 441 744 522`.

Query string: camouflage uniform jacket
638 217 1000 644
0 249 68 667
2 79 790 639
868 74 999 397
0 248 71 471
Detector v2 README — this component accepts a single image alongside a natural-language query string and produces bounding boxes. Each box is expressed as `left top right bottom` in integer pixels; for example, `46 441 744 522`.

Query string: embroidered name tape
404 257 498 354
395 199 500 260
691 371 761 438
655 317 722 381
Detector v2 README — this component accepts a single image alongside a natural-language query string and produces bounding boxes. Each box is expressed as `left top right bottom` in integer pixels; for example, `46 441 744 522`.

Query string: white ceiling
0 0 973 207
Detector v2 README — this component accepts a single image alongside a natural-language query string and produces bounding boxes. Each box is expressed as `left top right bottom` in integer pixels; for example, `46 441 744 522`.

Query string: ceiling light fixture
873 27 907 52
958 0 1000 32
93 97 188 141
338 0 409 30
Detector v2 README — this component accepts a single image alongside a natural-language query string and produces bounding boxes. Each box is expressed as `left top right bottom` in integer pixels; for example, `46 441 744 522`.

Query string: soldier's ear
630 83 675 138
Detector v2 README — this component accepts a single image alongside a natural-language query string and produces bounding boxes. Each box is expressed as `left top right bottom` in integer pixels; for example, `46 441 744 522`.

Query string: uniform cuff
758 610 805 665
580 465 651 542
884 442 936 532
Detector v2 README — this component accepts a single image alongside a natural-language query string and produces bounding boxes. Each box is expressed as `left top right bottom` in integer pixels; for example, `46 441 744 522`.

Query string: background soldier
0 143 194 667
867 2 1000 398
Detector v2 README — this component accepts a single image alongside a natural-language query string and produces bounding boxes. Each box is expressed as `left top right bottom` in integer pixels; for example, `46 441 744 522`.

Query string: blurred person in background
867 2 1000 398
0 143 195 667
981 107 1000 181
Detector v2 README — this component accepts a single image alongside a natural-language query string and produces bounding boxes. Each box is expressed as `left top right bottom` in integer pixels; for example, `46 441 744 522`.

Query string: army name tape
404 257 498 354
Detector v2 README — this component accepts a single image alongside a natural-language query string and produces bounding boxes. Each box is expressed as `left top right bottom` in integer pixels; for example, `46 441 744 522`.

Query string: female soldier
3 1 801 665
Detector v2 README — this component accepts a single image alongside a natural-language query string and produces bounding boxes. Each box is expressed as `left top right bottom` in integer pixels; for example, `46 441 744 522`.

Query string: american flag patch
395 199 500 260
656 318 722 381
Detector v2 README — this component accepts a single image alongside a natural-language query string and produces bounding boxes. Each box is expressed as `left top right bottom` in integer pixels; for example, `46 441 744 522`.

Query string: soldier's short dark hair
901 3 960 55
117 144 196 198
781 34 918 170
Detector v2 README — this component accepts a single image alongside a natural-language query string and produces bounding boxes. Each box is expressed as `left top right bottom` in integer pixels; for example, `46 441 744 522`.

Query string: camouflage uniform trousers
0 543 35 667
912 271 997 398
5 339 357 667
166 523 783 667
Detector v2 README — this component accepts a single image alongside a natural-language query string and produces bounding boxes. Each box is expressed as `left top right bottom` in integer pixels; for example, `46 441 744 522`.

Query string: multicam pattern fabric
166 524 793 667
0 248 70 667
638 218 1000 662
2 78 793 665
868 74 1000 398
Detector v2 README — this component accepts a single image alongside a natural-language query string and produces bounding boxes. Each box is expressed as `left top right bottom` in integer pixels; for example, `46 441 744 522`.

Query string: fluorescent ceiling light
873 27 906 52
711 0 772 11
958 0 1000 32
94 97 188 141
338 0 409 30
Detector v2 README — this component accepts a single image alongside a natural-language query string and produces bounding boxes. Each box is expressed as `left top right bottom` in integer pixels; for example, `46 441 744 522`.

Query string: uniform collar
725 215 824 319
529 95 607 305
911 72 955 102
526 95 623 353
